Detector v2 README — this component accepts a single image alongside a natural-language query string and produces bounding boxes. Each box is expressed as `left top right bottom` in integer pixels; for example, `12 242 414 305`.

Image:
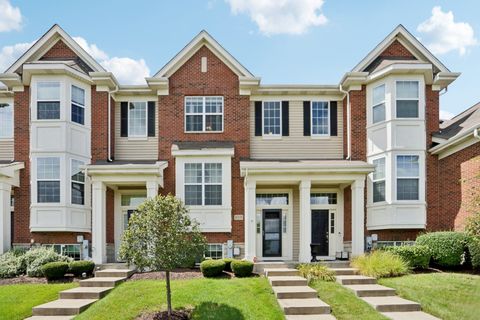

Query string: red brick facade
40 40 78 60
378 40 415 59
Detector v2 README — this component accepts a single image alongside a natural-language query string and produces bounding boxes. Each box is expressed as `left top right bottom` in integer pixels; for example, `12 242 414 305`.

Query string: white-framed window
311 101 329 136
396 155 419 200
256 193 289 205
263 101 281 136
310 193 337 205
71 85 85 125
0 102 13 138
71 159 85 205
185 96 223 132
37 82 61 120
184 162 222 206
372 157 386 203
37 157 60 203
396 81 419 118
372 84 386 124
128 101 147 137
205 243 223 259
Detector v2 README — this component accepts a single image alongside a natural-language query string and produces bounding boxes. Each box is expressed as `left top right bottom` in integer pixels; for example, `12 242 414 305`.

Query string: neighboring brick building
0 24 477 263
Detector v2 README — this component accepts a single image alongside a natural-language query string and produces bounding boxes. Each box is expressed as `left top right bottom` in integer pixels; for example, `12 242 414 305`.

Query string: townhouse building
0 24 478 264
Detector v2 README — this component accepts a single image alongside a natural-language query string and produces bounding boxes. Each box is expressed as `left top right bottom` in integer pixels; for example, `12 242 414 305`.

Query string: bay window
184 162 222 206
71 85 85 125
263 101 281 136
37 82 60 120
71 159 85 205
396 155 419 200
372 84 386 123
185 96 223 132
396 81 419 118
128 102 147 137
372 157 386 202
311 101 329 135
37 157 60 203
0 102 13 138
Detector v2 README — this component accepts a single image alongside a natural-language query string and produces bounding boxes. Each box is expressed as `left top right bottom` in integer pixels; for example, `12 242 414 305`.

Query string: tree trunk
166 270 172 319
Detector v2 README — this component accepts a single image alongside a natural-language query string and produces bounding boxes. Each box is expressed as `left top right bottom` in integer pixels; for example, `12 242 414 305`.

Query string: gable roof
153 30 255 78
434 102 480 140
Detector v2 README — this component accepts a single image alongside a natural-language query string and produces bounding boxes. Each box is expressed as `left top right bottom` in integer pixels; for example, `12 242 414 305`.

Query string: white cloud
72 37 109 61
0 41 34 72
440 109 455 120
100 57 150 85
417 6 478 55
0 0 22 32
226 0 327 35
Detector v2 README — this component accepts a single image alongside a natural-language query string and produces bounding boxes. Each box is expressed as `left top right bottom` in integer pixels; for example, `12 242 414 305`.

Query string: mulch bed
137 309 192 320
129 268 204 281
0 275 48 286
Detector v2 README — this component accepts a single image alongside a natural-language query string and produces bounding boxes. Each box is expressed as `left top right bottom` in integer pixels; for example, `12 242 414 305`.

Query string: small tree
120 194 206 318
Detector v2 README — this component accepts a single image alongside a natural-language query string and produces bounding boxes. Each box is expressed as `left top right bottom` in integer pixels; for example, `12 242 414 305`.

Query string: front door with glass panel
116 194 147 261
311 209 329 256
262 209 282 257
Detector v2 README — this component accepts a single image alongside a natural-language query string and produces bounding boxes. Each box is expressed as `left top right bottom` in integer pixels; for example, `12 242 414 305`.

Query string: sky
0 1 479 119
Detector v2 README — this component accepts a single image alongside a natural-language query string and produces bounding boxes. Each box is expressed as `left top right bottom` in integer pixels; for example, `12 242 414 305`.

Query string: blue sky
0 0 479 118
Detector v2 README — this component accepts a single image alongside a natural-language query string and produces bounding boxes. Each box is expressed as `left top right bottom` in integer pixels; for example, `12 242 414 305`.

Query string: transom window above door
310 193 337 205
185 96 223 132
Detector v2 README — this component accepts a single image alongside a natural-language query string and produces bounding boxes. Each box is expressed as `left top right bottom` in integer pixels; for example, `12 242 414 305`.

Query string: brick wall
378 40 415 59
349 86 367 161
40 40 78 60
91 86 109 163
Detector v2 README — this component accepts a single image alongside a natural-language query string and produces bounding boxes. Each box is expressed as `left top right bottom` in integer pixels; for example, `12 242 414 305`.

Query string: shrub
297 263 335 283
351 250 410 278
468 237 480 269
383 245 431 269
222 258 235 272
22 247 71 277
231 260 254 277
69 260 95 277
41 261 69 280
416 232 470 268
200 259 225 277
0 251 24 278
465 212 480 238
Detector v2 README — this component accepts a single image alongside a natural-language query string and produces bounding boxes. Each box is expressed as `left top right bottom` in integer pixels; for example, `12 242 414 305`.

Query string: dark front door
311 210 329 256
263 209 282 257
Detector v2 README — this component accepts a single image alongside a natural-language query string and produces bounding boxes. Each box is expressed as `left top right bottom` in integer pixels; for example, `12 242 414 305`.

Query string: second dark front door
263 209 282 257
311 209 329 256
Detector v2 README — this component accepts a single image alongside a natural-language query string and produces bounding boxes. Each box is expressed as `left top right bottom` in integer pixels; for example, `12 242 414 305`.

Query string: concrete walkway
25 265 135 320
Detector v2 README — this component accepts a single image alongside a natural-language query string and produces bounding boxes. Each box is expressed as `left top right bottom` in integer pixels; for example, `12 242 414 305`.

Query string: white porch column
0 182 12 254
244 179 256 261
92 181 107 264
299 179 311 263
146 181 159 198
351 179 365 256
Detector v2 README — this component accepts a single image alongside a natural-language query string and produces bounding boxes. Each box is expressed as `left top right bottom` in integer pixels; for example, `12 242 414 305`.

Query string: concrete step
344 284 396 297
79 277 125 287
96 263 131 270
319 261 350 268
32 299 97 316
336 275 376 285
273 286 318 299
278 298 331 315
94 268 135 278
362 296 421 312
265 268 299 277
285 315 336 320
382 311 440 320
269 276 308 287
25 317 74 320
59 286 113 299
329 267 358 275
254 261 292 274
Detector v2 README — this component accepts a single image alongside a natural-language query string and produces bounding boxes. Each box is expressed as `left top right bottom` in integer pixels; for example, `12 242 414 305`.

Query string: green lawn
379 273 480 320
310 280 387 320
76 277 284 320
0 282 78 320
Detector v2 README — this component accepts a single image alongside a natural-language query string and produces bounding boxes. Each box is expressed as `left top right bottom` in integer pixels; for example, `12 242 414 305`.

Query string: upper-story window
37 82 60 120
372 84 386 124
71 159 85 205
128 102 147 137
311 101 329 135
396 81 419 118
373 157 386 202
185 96 223 132
71 85 85 125
263 101 281 136
37 157 60 203
0 102 13 138
396 155 419 200
184 162 222 206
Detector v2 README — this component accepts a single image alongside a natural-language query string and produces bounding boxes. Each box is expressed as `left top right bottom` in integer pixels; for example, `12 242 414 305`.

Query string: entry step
382 311 440 320
32 299 97 316
79 277 126 287
265 268 300 277
278 298 331 315
269 276 308 287
344 284 396 297
285 315 336 320
60 286 113 299
273 286 317 299
329 268 358 275
362 296 421 312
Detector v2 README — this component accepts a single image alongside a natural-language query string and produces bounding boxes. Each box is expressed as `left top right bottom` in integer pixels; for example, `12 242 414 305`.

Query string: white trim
0 98 13 139
70 84 85 125
395 154 421 202
395 80 420 119
262 101 282 138
310 101 330 137
127 101 148 138
371 83 386 124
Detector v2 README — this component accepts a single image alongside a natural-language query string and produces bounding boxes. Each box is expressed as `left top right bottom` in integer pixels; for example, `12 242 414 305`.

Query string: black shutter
254 101 262 136
330 101 338 136
303 101 311 136
148 101 155 137
282 101 289 136
120 102 128 137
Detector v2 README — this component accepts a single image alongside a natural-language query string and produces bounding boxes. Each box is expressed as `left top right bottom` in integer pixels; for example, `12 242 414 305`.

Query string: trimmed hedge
200 259 225 277
468 237 480 269
231 260 254 277
416 232 470 268
41 261 69 280
383 245 431 269
69 260 95 277
222 258 235 272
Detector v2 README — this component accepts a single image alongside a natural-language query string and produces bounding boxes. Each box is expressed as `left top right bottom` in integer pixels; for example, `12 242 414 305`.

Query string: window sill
262 135 282 140
127 136 149 141
311 135 331 140
184 130 224 134
0 137 14 141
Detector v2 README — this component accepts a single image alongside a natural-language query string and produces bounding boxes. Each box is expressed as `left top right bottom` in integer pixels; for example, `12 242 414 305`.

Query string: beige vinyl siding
250 100 344 159
0 139 14 161
114 102 158 160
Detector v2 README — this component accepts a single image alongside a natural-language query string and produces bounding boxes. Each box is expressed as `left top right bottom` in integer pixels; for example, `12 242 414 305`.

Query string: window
121 195 147 207
256 193 289 205
128 102 147 137
71 85 85 125
396 81 419 118
37 157 60 203
0 102 13 138
184 163 222 206
71 160 85 205
311 101 329 135
372 158 386 202
372 84 386 124
205 244 223 259
310 193 337 205
37 82 60 120
185 96 223 132
396 155 419 200
263 101 281 136
45 244 82 260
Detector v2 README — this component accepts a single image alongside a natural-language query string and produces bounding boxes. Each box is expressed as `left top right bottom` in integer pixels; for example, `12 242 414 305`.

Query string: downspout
107 85 119 162
339 84 351 160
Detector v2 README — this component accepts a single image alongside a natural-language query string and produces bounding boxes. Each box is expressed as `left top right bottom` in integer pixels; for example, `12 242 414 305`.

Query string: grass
76 277 284 320
0 282 78 320
309 280 387 320
379 273 480 320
